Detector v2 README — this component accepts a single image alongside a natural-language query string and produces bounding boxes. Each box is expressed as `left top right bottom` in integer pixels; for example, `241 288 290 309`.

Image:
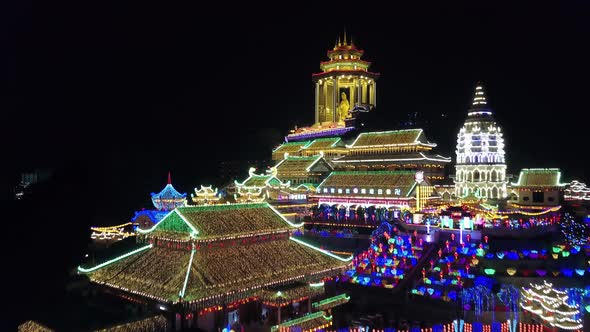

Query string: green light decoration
289 237 353 262
561 251 570 257
276 291 283 297
476 248 485 257
585 305 590 313
77 244 153 273
312 293 349 308
484 268 496 275
137 209 199 238
178 249 195 298
552 246 563 253
270 311 329 332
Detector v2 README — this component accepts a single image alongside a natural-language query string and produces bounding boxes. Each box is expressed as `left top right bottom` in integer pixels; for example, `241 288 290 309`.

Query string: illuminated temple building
134 173 186 230
286 33 379 142
510 168 566 207
454 82 508 199
78 203 351 330
233 167 290 203
191 185 221 205
314 170 436 212
151 172 187 211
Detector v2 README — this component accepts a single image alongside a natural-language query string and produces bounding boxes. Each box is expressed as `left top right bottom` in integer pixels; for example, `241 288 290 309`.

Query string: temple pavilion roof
511 168 566 188
272 141 310 157
316 171 426 197
347 129 435 149
143 203 301 241
150 172 187 211
18 321 54 332
302 137 342 150
275 155 332 179
235 167 290 188
332 152 451 164
79 203 351 306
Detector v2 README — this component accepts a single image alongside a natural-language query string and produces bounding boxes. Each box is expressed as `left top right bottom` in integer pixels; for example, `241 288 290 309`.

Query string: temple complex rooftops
511 168 566 188
275 155 333 180
347 129 435 150
191 185 220 205
79 203 351 306
272 141 309 159
332 152 451 164
235 168 290 188
143 203 300 241
316 171 428 197
150 172 187 211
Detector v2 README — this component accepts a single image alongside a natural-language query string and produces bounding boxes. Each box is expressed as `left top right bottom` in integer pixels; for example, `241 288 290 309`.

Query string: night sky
7 2 590 328
10 3 590 220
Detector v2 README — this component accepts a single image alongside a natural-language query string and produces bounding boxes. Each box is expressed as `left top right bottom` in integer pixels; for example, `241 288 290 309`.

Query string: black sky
10 3 590 220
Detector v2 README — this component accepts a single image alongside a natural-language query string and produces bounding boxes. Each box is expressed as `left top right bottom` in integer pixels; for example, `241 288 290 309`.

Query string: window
323 188 328 193
353 188 358 194
345 188 350 194
361 189 366 194
523 196 530 201
548 196 555 202
378 189 383 195
394 189 401 195
532 192 544 203
330 188 335 194
369 189 374 195
337 188 343 194
386 189 391 195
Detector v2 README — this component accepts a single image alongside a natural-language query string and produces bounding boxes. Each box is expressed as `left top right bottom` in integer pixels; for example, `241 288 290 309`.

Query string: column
332 78 337 123
372 80 377 107
357 79 362 107
278 306 281 324
315 82 320 124
308 298 312 313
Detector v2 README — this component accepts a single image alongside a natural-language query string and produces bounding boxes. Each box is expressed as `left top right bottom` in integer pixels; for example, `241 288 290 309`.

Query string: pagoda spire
471 81 488 108
167 171 172 185
343 28 347 45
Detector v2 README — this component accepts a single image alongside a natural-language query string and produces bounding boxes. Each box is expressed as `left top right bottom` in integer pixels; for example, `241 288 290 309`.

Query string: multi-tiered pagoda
455 82 508 199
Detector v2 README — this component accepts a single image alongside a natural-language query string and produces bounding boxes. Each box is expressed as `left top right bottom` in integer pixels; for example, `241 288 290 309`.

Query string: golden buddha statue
338 91 350 121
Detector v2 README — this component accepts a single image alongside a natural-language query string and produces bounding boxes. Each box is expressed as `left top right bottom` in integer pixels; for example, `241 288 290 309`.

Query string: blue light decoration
131 209 169 224
562 268 574 277
151 172 187 211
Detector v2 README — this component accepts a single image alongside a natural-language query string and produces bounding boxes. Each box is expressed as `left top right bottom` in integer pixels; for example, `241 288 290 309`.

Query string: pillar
315 82 320 124
278 306 281 324
308 298 312 313
372 80 377 107
332 78 338 123
357 79 362 107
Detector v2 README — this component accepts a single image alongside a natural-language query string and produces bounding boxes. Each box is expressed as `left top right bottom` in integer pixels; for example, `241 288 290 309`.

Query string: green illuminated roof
272 141 310 154
302 137 342 150
512 168 565 187
317 171 422 196
348 129 433 148
145 203 301 240
80 237 349 305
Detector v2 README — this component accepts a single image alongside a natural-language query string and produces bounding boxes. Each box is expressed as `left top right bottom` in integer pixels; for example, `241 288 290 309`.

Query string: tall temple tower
454 82 508 199
312 33 380 125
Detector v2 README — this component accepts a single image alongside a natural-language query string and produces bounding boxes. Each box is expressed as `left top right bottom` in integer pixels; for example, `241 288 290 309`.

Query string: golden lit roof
275 155 331 178
84 238 348 305
512 168 565 187
348 129 433 148
317 171 421 196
